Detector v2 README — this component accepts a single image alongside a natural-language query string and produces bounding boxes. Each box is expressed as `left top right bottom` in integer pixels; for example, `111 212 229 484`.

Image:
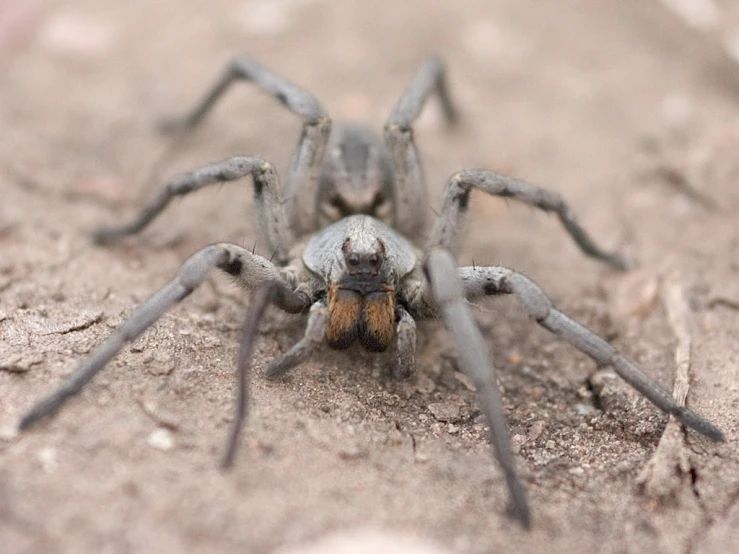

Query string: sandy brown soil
1 1 738 553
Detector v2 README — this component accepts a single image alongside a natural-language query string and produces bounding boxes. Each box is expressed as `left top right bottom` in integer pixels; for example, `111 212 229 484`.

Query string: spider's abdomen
326 284 395 352
317 123 394 225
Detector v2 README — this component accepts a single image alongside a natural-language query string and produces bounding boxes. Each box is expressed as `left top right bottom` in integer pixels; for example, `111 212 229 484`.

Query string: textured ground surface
1 1 738 553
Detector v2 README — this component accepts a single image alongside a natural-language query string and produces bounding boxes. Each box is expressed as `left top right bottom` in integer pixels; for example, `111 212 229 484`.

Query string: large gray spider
19 57 723 528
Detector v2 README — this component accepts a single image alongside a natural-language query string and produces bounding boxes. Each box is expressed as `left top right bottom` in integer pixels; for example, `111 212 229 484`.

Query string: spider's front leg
384 56 457 237
19 244 310 453
458 261 725 442
418 250 531 528
159 57 332 235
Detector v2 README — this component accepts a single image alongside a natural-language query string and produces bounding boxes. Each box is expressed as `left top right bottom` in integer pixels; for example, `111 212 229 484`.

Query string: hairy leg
223 283 279 468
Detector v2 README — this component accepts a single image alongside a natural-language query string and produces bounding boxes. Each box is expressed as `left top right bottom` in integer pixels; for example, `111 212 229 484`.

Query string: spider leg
429 170 632 270
458 264 725 442
19 243 309 431
391 305 417 379
93 157 293 264
159 57 331 235
263 301 329 380
223 283 276 468
384 56 457 237
422 249 531 529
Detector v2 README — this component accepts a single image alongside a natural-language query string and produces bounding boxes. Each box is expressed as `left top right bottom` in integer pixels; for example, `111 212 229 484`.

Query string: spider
18 56 724 528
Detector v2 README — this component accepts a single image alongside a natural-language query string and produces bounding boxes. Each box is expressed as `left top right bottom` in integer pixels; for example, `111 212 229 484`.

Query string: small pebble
143 351 175 376
527 420 546 442
415 375 436 394
427 402 460 422
39 447 57 473
147 428 175 451
510 434 525 455
575 403 597 416
453 372 476 392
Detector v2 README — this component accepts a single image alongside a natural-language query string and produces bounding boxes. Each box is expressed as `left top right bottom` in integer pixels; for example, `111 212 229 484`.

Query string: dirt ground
1 1 738 553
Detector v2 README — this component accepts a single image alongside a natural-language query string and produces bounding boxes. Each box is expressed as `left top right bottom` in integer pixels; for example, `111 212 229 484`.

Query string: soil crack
636 271 694 499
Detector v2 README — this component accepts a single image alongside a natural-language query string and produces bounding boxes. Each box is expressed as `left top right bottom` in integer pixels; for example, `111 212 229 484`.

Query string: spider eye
369 253 380 266
347 253 360 266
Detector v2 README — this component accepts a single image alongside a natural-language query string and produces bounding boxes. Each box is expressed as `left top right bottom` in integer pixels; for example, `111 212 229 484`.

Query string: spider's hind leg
384 56 457 238
159 57 332 235
420 249 530 528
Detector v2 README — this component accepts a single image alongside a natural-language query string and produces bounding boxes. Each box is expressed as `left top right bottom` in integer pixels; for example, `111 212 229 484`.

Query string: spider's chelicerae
19 57 724 528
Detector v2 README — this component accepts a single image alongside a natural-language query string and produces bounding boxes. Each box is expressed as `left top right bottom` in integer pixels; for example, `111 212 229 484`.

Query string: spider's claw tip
90 227 119 245
610 253 636 271
17 409 42 432
678 408 725 442
509 502 532 530
505 475 531 529
700 422 725 443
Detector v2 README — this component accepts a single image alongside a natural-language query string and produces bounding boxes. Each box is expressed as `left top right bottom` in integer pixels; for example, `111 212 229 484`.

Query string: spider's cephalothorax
19 56 724 530
317 123 394 226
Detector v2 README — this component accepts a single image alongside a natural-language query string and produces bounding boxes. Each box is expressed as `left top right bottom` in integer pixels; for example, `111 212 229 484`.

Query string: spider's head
340 237 386 291
318 124 393 225
325 237 396 353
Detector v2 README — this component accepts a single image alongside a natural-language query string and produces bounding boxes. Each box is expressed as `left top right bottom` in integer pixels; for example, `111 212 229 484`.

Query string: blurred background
1 1 738 553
